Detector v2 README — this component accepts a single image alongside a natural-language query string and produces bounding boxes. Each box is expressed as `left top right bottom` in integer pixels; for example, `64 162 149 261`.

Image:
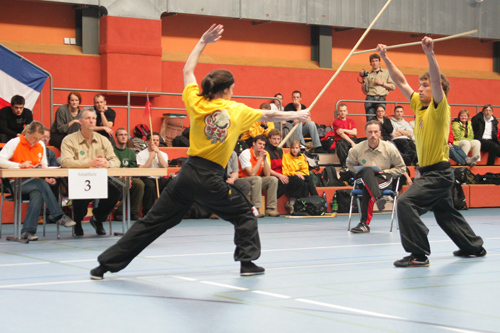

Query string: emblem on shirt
204 109 230 144
122 158 129 167
362 159 366 165
80 151 85 155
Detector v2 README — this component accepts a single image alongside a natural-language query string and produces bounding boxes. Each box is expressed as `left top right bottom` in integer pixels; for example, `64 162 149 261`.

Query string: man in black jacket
471 104 500 165
0 95 33 143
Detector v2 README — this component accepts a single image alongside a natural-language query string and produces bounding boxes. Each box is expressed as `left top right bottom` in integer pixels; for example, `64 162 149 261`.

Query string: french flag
0 44 49 110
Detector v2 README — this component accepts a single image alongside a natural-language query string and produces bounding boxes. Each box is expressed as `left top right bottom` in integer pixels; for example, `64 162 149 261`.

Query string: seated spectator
0 95 33 143
374 104 393 141
114 128 145 221
137 132 169 216
50 91 82 149
452 109 481 162
282 140 319 212
238 135 279 217
283 90 326 153
390 105 417 166
93 94 116 145
61 108 122 236
240 103 275 147
333 103 364 168
448 125 478 166
265 129 307 214
0 121 76 241
346 121 405 233
471 104 500 165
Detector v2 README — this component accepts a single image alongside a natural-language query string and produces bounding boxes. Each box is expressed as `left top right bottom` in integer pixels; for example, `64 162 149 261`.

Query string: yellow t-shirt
240 121 275 141
411 92 450 167
182 83 262 167
282 152 309 176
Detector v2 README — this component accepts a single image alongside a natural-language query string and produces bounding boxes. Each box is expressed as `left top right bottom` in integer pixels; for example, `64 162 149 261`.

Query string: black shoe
314 147 327 154
131 214 140 221
240 261 265 276
350 222 370 233
376 198 387 212
114 214 123 221
90 265 108 280
74 222 84 237
89 216 106 236
453 247 487 258
394 255 429 267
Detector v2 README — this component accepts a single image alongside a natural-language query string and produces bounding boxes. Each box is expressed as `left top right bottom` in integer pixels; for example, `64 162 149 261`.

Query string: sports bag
292 195 327 216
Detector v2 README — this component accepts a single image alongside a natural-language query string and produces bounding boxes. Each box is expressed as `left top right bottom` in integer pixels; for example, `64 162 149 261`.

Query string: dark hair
11 95 25 106
369 53 380 62
115 128 127 137
68 91 82 104
481 104 493 113
365 120 383 131
253 134 267 144
268 129 281 138
94 94 106 102
376 104 386 111
260 102 271 110
146 132 160 141
199 69 234 100
394 105 404 112
419 72 450 96
292 90 301 97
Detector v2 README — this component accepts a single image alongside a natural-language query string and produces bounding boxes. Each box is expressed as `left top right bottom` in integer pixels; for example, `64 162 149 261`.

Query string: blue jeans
21 178 64 234
365 95 386 122
296 121 322 148
449 144 467 165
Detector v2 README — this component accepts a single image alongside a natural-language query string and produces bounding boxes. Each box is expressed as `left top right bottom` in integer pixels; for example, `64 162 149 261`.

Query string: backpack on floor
311 171 327 187
335 189 358 214
292 195 327 216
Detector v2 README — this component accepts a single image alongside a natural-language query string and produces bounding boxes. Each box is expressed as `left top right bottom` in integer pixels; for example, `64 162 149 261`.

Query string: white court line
59 259 96 263
252 290 291 299
0 262 49 267
200 281 249 291
296 298 404 320
170 275 198 282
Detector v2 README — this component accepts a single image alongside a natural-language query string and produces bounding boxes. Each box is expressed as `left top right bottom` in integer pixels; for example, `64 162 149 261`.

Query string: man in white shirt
471 104 500 165
137 132 169 216
391 106 417 165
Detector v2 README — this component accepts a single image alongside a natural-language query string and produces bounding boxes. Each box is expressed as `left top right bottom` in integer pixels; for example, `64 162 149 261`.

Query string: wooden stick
285 213 338 219
352 29 478 56
278 0 393 148
146 88 161 199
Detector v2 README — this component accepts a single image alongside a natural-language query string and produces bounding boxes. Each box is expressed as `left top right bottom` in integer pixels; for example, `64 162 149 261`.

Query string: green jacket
451 119 474 144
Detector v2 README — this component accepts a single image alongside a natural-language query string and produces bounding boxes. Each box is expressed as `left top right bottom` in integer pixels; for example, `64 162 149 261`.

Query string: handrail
334 99 500 119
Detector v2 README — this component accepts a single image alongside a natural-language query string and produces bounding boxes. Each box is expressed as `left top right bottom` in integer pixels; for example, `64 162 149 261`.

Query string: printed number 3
84 180 91 191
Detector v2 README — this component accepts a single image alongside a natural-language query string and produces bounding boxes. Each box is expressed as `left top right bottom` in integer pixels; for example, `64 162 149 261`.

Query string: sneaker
300 144 307 150
90 265 108 280
393 255 429 267
89 216 106 236
114 214 123 221
131 214 140 221
465 155 480 167
240 261 265 276
285 201 294 214
453 247 487 258
56 214 76 228
350 222 370 233
265 209 280 217
376 198 387 212
256 213 265 218
21 232 38 241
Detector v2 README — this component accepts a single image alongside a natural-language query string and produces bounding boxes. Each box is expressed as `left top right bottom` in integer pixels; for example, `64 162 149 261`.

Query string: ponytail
199 70 234 100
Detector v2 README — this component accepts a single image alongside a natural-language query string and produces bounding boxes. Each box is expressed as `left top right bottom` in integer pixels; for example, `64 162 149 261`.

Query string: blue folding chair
347 176 401 232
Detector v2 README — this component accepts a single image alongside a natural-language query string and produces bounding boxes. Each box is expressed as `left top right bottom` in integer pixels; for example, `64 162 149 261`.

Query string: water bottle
332 192 338 213
322 191 327 211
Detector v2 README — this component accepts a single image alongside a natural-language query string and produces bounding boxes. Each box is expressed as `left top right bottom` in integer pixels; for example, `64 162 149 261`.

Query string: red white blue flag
0 44 49 110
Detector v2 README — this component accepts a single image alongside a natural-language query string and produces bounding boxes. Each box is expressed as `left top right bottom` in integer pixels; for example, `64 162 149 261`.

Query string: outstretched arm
377 44 414 102
183 24 224 87
421 36 443 105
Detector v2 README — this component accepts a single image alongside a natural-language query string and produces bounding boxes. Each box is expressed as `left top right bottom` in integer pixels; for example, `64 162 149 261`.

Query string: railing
334 99 500 119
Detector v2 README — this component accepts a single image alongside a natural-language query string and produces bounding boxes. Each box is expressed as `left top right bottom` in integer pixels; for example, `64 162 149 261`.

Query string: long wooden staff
145 88 160 198
278 0 393 148
352 29 478 56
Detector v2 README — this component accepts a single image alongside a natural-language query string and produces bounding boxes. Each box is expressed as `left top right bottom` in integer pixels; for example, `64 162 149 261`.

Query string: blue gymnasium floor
0 209 499 333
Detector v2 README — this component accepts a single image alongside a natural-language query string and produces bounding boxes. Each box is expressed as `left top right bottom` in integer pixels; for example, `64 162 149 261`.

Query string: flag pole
146 88 160 199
